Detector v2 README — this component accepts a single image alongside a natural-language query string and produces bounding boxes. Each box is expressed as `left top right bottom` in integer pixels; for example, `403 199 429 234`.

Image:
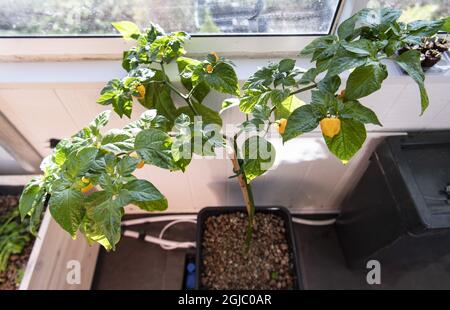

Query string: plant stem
289 83 317 96
160 62 199 115
165 64 255 245
229 133 255 248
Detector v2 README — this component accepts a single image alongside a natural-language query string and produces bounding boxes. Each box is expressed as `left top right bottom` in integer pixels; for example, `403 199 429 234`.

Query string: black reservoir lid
378 132 450 232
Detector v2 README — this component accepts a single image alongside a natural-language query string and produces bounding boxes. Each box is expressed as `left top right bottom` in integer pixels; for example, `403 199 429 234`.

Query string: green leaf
97 79 120 106
395 50 429 114
171 115 194 167
112 21 141 40
297 68 318 85
134 128 176 170
270 89 291 106
122 179 168 211
338 9 379 41
149 31 189 63
53 139 72 167
177 57 210 103
242 136 276 183
278 59 296 72
86 191 125 250
324 119 367 162
19 177 43 220
338 13 359 41
113 96 133 118
239 89 271 113
176 101 222 126
220 98 240 114
97 92 116 105
243 64 276 90
340 101 381 126
81 215 115 251
64 147 98 178
252 104 272 122
325 49 368 78
194 62 239 96
101 129 134 154
116 156 140 176
345 63 387 100
300 35 336 55
140 71 178 123
29 191 46 234
312 44 339 62
408 20 445 38
379 8 401 26
317 76 341 94
341 39 376 56
49 188 85 238
384 39 402 57
89 111 111 136
275 95 305 120
124 110 169 132
92 153 116 175
283 105 320 143
98 173 117 193
316 57 333 73
442 17 450 32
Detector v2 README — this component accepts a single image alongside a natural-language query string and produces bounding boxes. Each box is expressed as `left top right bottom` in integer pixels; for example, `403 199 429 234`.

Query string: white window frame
0 0 352 61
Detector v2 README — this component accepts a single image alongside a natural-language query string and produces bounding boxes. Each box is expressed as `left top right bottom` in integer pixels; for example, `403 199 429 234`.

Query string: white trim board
19 209 99 290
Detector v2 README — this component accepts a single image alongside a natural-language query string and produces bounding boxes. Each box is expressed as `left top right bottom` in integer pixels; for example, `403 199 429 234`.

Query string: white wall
0 59 449 213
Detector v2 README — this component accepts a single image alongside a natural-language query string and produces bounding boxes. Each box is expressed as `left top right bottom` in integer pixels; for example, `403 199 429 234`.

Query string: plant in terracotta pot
18 8 448 290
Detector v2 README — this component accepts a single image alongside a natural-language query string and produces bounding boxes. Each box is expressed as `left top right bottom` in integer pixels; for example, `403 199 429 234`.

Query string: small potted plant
399 35 450 69
18 9 449 289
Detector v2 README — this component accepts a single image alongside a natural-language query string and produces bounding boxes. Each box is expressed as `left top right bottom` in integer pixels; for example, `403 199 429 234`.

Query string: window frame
0 0 347 61
0 0 344 39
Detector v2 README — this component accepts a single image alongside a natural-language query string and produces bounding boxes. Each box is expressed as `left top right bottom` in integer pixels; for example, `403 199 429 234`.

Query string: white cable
121 215 335 252
122 216 197 250
158 219 197 250
292 217 336 226
122 228 196 249
121 215 197 226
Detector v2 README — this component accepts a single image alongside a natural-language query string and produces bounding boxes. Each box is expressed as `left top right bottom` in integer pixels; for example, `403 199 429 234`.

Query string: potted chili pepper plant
18 9 449 290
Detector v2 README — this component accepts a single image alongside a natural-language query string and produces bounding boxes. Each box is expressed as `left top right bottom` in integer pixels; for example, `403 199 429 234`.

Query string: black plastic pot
195 206 303 290
398 47 442 69
422 53 442 68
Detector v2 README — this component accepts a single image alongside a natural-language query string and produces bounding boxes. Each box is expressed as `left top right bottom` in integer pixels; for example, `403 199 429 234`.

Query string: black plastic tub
195 206 302 290
0 186 23 196
337 131 450 269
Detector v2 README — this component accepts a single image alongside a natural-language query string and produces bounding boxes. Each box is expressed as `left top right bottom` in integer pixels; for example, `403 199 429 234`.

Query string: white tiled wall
0 60 449 213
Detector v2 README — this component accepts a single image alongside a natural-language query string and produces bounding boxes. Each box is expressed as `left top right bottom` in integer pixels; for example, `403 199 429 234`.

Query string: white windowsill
1 57 448 87
0 36 320 62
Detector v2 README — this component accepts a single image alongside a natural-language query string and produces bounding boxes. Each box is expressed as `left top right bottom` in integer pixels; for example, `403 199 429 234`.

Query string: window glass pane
0 0 341 36
367 0 450 23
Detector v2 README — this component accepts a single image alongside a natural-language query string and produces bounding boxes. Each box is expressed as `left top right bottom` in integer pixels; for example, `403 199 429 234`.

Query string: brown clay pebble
201 212 295 290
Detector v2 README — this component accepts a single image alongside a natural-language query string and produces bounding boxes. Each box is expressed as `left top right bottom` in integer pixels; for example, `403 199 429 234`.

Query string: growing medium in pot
199 209 299 290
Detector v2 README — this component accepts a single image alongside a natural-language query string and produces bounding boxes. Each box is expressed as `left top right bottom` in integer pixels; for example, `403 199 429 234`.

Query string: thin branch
229 134 255 224
289 83 317 96
159 62 199 115
160 63 188 100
